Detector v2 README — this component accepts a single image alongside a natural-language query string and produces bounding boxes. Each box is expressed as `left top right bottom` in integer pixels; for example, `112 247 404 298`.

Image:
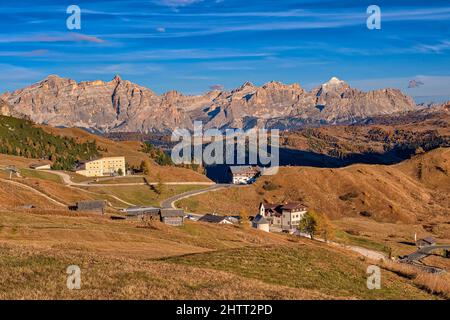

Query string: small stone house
252 214 270 232
126 207 185 226
417 237 436 248
72 200 106 214
159 209 185 226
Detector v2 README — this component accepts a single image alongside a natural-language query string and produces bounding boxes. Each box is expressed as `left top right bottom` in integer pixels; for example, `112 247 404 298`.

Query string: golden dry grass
0 210 440 300
333 217 450 262
0 244 332 300
0 181 61 210
177 148 450 223
0 154 44 168
380 261 450 299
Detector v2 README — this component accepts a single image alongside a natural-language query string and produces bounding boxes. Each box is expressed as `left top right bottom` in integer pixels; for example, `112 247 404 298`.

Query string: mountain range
0 75 418 133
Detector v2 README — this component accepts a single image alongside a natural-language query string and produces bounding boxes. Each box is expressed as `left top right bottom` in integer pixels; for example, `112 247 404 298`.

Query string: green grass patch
334 230 391 254
176 197 200 212
65 172 93 183
94 176 146 184
20 169 62 184
83 184 208 207
164 245 433 300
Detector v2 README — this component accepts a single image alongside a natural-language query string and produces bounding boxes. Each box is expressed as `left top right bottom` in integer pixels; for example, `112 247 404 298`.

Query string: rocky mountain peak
234 81 256 92
3 75 418 133
44 74 63 81
112 74 122 83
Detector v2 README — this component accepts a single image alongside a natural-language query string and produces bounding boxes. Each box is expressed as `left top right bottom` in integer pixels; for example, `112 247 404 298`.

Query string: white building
76 156 126 177
259 202 308 231
29 163 51 170
252 214 270 232
228 166 260 184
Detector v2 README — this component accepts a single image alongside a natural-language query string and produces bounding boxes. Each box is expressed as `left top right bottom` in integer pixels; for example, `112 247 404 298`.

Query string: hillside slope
42 126 210 182
0 211 437 299
281 103 450 163
177 148 450 223
0 115 99 170
0 116 210 183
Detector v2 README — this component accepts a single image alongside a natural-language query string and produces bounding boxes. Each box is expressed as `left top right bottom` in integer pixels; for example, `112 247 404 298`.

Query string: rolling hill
0 210 441 299
0 115 210 183
177 148 450 223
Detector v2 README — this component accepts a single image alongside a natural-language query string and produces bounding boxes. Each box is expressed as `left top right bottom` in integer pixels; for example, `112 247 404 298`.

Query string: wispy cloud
0 50 49 57
76 63 164 75
0 33 105 44
98 6 450 40
152 0 203 7
15 48 272 63
414 40 450 54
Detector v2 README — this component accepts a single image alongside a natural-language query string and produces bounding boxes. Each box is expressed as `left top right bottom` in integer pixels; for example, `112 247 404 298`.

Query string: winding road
397 245 450 274
403 245 450 262
43 170 215 187
160 184 233 209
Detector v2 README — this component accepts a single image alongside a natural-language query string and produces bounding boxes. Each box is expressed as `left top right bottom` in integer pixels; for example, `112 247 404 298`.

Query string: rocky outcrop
0 99 11 116
3 75 418 133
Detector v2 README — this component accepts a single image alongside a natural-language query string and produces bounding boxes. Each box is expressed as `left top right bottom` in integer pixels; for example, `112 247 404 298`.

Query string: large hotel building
75 157 126 177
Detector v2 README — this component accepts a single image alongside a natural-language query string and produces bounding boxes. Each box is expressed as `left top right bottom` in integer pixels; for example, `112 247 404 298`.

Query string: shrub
339 191 358 201
262 181 279 191
359 210 372 217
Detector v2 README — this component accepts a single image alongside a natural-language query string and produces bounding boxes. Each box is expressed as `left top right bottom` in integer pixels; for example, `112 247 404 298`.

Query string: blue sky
0 0 449 102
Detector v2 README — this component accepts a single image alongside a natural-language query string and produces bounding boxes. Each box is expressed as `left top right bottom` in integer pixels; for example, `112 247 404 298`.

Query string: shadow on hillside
205 146 419 183
278 146 418 167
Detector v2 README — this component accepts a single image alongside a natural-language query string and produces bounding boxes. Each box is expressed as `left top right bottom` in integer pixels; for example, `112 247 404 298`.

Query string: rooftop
229 166 260 174
199 214 228 223
253 214 269 225
160 209 185 218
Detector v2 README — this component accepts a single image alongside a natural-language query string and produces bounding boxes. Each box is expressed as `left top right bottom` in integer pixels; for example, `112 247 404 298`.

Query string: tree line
0 115 99 170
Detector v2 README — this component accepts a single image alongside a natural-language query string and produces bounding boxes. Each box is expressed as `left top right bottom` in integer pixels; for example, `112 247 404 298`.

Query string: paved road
43 170 215 187
6 168 391 261
160 184 233 209
302 234 387 261
343 244 386 261
398 245 450 274
403 245 450 262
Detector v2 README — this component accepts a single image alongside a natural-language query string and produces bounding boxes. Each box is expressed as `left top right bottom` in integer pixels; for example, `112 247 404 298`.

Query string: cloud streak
0 33 105 44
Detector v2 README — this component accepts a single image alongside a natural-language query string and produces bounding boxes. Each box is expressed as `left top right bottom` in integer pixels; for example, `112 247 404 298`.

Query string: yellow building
75 157 126 177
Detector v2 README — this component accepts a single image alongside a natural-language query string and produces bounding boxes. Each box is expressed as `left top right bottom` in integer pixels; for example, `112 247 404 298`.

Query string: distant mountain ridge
1 75 418 133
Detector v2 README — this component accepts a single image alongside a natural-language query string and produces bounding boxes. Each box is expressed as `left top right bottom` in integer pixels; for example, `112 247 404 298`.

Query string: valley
0 82 448 301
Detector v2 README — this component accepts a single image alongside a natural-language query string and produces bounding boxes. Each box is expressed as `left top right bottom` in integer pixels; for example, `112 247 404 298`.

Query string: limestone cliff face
3 75 417 132
0 99 11 116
